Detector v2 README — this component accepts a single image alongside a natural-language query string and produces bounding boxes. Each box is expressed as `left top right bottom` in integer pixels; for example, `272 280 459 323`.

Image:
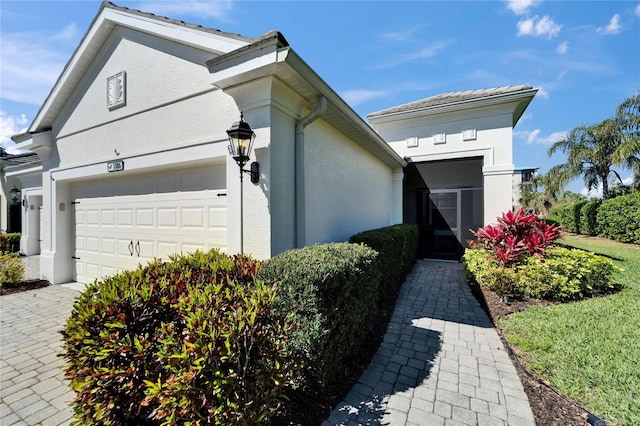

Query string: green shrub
258 243 379 394
62 249 295 426
349 224 418 300
549 202 586 234
463 247 620 301
0 253 24 286
579 199 602 236
0 233 21 254
597 192 640 244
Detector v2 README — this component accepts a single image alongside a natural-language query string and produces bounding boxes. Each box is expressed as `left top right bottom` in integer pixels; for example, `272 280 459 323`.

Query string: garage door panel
136 208 154 227
158 208 177 227
182 207 205 228
158 241 179 258
86 237 100 253
118 209 134 226
73 187 227 284
182 243 206 253
86 209 100 225
102 238 116 254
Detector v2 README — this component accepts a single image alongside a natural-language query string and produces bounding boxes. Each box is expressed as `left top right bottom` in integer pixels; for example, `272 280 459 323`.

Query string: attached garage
13 2 407 284
71 165 226 283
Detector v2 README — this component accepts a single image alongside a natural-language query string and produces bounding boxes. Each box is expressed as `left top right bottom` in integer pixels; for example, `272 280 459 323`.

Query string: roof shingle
368 84 535 119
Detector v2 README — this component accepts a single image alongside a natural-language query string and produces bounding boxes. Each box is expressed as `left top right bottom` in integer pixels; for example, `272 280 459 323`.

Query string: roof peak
101 1 256 43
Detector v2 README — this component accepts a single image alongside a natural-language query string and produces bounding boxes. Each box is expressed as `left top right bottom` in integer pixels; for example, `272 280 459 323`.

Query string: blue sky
1 0 639 196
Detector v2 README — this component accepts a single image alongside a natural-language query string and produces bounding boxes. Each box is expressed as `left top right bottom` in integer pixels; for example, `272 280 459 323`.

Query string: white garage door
72 166 226 284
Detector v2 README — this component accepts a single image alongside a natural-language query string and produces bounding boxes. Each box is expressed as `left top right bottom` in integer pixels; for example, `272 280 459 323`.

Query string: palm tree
548 119 625 200
613 94 640 189
519 168 583 216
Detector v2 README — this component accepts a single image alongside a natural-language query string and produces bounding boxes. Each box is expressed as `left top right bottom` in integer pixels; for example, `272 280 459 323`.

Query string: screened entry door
417 189 483 260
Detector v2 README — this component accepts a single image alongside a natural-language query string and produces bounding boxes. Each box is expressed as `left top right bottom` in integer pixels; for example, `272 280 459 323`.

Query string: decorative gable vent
107 71 126 110
433 133 446 145
462 129 477 141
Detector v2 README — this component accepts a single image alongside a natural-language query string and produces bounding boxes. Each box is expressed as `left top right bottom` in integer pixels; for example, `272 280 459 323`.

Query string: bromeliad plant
471 208 562 266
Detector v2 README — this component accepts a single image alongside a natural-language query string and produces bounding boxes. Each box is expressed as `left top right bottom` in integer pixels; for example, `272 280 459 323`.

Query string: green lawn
499 235 640 425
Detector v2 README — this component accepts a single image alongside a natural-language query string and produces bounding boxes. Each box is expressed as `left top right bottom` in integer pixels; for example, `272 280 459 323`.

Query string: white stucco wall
304 119 394 245
372 103 518 226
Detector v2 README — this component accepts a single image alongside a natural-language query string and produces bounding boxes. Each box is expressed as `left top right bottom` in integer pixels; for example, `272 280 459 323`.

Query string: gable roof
368 85 538 127
26 1 254 134
206 31 406 168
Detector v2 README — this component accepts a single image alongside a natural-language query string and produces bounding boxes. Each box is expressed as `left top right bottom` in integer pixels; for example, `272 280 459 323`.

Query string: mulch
0 279 50 296
471 285 596 426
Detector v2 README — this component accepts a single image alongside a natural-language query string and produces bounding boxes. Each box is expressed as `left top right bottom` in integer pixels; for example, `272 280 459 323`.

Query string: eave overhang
206 32 407 169
369 88 538 128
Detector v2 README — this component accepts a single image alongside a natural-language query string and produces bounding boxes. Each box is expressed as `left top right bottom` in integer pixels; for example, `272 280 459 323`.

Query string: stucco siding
267 107 296 256
53 29 236 168
377 106 514 167
304 119 393 245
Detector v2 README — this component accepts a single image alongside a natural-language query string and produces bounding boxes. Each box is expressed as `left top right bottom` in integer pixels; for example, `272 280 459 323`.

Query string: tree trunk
602 175 610 199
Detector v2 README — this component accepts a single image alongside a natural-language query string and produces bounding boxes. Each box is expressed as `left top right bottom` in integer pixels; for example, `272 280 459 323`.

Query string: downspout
295 96 327 248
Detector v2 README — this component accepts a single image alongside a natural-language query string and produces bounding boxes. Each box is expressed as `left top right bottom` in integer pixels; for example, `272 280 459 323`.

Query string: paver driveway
1 286 79 425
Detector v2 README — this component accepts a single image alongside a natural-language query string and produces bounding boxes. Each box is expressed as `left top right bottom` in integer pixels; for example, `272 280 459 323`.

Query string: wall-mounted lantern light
226 112 259 254
9 186 21 205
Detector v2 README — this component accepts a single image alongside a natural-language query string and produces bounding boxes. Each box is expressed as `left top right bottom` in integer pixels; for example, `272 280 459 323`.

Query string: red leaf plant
471 208 562 266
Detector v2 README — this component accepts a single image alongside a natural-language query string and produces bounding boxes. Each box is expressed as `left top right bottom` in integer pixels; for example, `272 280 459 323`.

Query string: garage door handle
135 241 140 257
128 240 134 256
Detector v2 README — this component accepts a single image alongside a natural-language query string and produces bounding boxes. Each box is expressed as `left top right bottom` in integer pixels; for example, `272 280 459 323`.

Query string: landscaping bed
0 279 50 296
471 284 591 425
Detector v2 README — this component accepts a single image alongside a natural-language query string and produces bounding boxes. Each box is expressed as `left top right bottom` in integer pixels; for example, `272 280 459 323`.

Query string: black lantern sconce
9 186 21 205
226 112 259 184
226 112 259 254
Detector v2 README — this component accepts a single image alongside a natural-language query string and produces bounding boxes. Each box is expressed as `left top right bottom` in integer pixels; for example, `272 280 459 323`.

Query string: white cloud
580 184 602 199
0 111 29 154
515 129 567 145
636 4 640 17
537 87 550 99
598 14 622 35
379 27 421 42
517 15 562 38
505 0 540 15
557 41 569 55
0 25 80 106
341 89 388 106
51 22 79 42
377 40 450 68
135 1 233 20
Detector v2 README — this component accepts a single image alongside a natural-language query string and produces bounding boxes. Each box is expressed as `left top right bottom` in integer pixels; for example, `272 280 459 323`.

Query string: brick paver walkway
1 259 533 425
0 286 79 425
324 260 535 425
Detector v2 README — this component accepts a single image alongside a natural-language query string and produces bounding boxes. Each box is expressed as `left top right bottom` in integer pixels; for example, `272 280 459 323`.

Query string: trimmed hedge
0 233 21 254
258 243 379 394
579 199 602 236
548 202 586 234
463 247 620 301
597 192 640 244
349 224 418 300
0 253 24 286
62 250 295 425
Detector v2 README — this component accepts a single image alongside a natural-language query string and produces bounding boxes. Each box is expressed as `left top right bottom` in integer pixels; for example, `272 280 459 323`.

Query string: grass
499 235 640 425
